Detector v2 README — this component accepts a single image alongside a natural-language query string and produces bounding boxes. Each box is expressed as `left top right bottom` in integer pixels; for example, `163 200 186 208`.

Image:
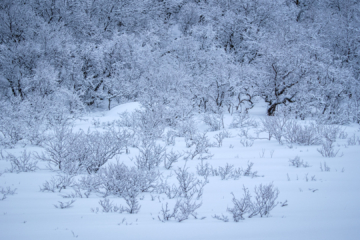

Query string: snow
1 102 360 240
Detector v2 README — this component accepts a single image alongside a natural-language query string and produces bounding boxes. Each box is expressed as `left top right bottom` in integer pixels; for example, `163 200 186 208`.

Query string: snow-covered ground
1 102 360 240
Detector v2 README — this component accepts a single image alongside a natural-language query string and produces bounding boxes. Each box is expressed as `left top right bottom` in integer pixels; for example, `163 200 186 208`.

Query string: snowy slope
0 102 359 240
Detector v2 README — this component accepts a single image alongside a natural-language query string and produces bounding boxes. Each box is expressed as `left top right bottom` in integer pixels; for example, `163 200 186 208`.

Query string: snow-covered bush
320 162 331 172
243 161 258 178
175 118 197 139
317 140 340 157
133 107 166 141
203 113 223 131
98 198 123 213
250 183 279 218
196 160 213 179
224 183 280 221
318 125 341 143
134 141 166 171
218 163 242 180
97 198 139 214
96 162 159 197
0 100 25 147
117 111 137 128
5 150 38 173
158 166 205 222
214 132 225 147
35 125 124 174
0 186 17 201
288 156 310 168
0 94 82 147
158 197 203 222
184 133 213 160
197 161 258 180
54 199 76 209
239 137 254 147
227 186 252 221
175 167 207 200
164 150 183 170
261 115 290 144
85 162 160 214
347 134 360 146
164 130 177 146
230 111 258 129
40 174 75 193
283 122 322 145
213 130 231 147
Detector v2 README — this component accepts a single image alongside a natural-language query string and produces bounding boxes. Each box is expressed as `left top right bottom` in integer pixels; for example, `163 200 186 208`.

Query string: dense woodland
0 0 359 146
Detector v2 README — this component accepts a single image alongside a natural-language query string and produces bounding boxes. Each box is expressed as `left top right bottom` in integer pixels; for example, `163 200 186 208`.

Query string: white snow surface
1 102 360 240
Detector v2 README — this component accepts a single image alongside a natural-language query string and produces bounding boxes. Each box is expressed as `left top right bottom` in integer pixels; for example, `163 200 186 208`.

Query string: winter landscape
1 0 360 239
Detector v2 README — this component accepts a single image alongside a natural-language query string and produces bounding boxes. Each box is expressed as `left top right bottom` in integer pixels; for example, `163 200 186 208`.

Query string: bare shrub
184 133 213 161
175 118 197 139
218 163 242 180
0 98 78 147
259 149 265 158
75 130 125 174
5 150 38 173
218 163 236 180
164 150 183 170
34 124 79 173
214 129 232 148
159 182 178 199
196 160 212 179
243 161 258 177
261 115 290 144
222 183 280 221
40 174 75 193
158 167 205 222
117 111 137 128
158 198 202 222
239 137 254 147
212 214 229 222
250 183 279 218
289 156 309 168
54 199 76 209
96 162 159 197
319 125 341 143
164 130 177 146
0 101 25 147
35 125 124 174
317 140 340 157
135 141 166 171
0 186 17 200
283 122 322 145
230 111 258 129
203 113 223 131
97 198 131 213
347 134 358 146
75 175 99 197
175 167 207 200
338 130 348 139
123 194 141 214
227 186 252 221
214 132 226 147
132 108 166 140
173 197 202 221
202 161 257 180
320 162 330 172
62 186 91 199
87 163 157 214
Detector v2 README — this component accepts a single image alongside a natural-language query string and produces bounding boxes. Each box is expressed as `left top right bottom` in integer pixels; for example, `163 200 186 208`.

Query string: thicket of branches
0 0 359 144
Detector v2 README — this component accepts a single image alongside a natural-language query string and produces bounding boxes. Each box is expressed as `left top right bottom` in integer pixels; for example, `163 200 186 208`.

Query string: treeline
0 0 359 124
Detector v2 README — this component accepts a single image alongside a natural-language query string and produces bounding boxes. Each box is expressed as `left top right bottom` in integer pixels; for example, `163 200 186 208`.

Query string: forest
1 0 360 137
